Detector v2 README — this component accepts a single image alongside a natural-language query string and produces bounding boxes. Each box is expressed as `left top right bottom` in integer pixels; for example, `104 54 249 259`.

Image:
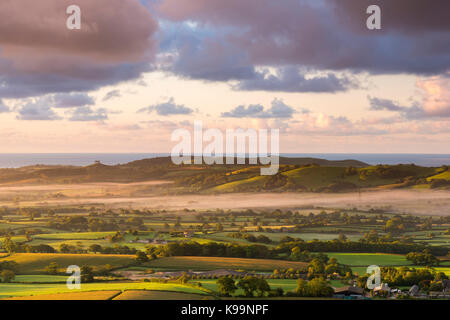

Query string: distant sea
0 153 448 168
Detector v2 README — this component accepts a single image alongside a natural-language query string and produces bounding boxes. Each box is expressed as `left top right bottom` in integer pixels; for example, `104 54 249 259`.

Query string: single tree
1 270 15 283
217 277 237 297
44 262 59 275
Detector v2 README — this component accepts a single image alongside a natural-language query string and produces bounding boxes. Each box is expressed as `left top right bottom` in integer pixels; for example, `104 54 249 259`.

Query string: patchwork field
0 163 447 301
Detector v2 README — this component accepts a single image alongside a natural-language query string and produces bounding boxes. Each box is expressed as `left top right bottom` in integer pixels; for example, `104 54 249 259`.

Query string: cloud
368 96 426 119
221 104 264 118
369 75 450 119
13 93 96 120
222 98 299 119
103 90 122 101
0 0 158 98
235 67 358 93
13 94 111 121
156 0 450 77
369 96 405 112
158 22 257 82
109 124 142 131
16 100 62 121
68 107 108 122
51 93 95 108
334 0 450 34
416 76 450 117
138 98 194 116
0 62 155 99
0 99 10 113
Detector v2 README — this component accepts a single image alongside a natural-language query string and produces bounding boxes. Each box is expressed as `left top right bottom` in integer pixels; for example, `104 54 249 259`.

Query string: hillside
0 157 447 193
0 157 366 185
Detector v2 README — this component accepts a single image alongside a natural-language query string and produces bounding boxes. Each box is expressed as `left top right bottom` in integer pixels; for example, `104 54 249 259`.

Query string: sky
0 0 449 153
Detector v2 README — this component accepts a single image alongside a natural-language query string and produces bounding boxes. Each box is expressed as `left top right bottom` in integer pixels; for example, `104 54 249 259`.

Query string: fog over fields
3 185 447 216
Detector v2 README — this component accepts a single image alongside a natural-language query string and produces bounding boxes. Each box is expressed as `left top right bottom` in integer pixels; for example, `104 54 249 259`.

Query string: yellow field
0 281 208 299
4 291 121 300
427 170 450 181
147 256 308 271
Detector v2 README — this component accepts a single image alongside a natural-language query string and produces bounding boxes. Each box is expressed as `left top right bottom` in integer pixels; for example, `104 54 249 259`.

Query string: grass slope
326 253 409 266
113 290 212 300
0 281 206 299
0 253 136 274
4 290 121 300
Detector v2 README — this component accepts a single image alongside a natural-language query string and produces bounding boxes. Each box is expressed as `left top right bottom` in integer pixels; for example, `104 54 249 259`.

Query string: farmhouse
373 283 391 296
184 231 193 238
151 239 168 245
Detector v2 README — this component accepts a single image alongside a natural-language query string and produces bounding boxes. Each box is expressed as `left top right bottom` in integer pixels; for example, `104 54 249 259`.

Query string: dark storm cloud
0 62 152 99
156 0 450 77
235 67 358 93
334 0 450 34
158 22 257 82
0 0 158 99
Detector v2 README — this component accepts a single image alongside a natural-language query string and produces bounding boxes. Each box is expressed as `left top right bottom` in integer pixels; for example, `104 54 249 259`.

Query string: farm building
443 280 450 292
409 285 419 296
334 286 365 297
373 283 391 295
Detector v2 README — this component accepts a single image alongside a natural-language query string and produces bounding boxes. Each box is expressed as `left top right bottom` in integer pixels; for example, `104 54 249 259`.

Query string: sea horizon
0 153 448 168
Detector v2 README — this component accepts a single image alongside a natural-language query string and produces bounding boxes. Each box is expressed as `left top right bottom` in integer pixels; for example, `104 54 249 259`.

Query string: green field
5 291 121 300
197 278 298 296
252 232 362 242
113 290 213 300
196 278 347 297
326 253 410 266
352 266 450 277
427 170 450 181
0 253 136 274
408 267 450 276
13 275 68 283
0 236 27 244
211 176 267 192
34 232 116 240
